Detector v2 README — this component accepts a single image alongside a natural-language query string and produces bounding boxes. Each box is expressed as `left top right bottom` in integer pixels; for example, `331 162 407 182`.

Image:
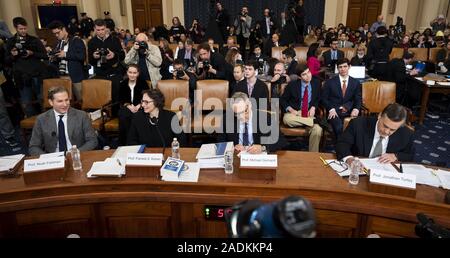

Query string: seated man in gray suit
29 86 98 156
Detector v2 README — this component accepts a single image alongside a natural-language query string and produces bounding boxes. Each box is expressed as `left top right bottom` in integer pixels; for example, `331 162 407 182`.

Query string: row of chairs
271 46 444 63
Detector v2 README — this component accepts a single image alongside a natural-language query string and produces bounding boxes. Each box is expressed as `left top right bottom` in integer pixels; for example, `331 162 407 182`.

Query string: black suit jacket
127 109 186 147
287 60 298 76
233 79 269 103
176 48 196 66
336 116 415 162
59 36 87 83
218 110 288 153
119 79 150 106
321 75 362 113
386 58 407 84
260 17 278 37
322 49 344 67
281 78 320 113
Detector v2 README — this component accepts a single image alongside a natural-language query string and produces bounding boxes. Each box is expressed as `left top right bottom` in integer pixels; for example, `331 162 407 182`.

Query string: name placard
24 157 65 173
240 155 278 169
370 169 416 189
426 80 436 86
127 153 163 167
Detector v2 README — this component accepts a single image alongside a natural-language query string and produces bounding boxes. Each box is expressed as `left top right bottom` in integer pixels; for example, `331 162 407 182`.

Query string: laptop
349 66 367 79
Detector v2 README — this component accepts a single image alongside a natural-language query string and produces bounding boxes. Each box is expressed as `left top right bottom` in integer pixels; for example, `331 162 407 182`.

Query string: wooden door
131 0 163 30
347 0 384 29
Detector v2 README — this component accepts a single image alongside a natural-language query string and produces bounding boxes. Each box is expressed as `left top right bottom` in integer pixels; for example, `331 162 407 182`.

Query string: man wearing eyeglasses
336 103 415 165
219 92 287 155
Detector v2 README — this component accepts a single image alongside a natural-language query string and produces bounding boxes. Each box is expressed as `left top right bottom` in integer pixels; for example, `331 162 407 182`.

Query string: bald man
124 33 162 88
370 15 386 34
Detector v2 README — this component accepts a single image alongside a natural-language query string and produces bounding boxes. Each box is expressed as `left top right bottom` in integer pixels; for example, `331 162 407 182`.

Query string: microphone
148 114 167 159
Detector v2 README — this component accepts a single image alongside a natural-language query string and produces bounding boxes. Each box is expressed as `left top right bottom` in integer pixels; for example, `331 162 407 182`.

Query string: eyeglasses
325 160 349 174
141 100 154 105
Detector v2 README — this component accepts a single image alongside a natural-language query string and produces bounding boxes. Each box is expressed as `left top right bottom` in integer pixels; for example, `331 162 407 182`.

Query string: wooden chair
157 80 191 132
342 48 356 61
294 47 308 63
81 79 112 132
20 78 72 131
429 47 444 64
271 46 288 60
409 48 429 62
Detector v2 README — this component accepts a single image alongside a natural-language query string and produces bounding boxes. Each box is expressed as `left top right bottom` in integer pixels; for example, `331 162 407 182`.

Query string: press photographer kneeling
172 59 196 103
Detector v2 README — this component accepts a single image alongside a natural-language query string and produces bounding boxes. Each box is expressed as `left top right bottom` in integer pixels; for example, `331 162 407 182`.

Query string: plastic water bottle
224 150 234 175
71 145 82 171
349 158 362 185
171 138 180 160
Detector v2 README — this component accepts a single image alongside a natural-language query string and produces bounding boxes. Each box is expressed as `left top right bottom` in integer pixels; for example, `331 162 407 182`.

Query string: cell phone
168 65 174 73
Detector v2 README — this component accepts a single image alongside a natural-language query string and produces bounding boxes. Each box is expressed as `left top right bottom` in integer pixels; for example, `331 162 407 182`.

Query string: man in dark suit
322 39 344 69
281 64 323 152
29 87 98 156
233 60 269 108
282 47 298 77
336 103 415 164
48 21 87 102
176 39 196 68
260 8 278 39
219 92 287 154
322 58 362 137
386 51 421 108
196 42 228 80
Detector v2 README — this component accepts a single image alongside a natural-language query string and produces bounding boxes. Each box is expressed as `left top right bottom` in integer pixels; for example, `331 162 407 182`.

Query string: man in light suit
337 103 415 164
29 87 98 156
234 6 252 55
321 58 362 137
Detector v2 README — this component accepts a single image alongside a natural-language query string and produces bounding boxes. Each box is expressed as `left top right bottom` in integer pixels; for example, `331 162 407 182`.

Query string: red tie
301 85 309 118
342 80 347 98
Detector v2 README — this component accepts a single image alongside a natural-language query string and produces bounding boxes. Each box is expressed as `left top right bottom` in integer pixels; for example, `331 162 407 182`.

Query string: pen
117 159 122 166
319 157 328 167
399 163 403 173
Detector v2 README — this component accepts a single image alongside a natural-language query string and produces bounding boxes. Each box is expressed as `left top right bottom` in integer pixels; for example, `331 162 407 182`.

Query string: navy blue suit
55 36 87 83
321 75 362 136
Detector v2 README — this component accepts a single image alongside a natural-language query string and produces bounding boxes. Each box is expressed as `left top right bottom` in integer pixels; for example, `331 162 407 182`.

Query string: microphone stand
149 115 167 161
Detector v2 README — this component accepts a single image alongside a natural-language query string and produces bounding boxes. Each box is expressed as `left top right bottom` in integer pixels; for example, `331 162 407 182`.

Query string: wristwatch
261 145 267 153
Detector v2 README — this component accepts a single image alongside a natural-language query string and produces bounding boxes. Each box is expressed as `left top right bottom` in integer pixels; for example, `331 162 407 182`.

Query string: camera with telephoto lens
98 48 108 64
415 213 450 238
225 196 316 238
202 60 210 71
15 36 28 57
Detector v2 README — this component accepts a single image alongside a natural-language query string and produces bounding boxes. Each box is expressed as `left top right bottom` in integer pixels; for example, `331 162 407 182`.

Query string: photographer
173 59 196 103
124 33 162 89
233 6 252 56
88 19 125 114
270 62 291 98
189 18 203 44
48 20 87 102
196 42 228 80
5 17 48 117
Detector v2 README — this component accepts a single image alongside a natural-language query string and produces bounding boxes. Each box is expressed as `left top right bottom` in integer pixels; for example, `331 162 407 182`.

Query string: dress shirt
53 110 72 152
239 113 254 146
286 81 312 112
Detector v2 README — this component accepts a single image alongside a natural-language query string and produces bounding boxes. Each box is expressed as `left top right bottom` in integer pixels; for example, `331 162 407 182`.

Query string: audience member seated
269 62 291 98
264 33 281 57
207 38 219 53
176 39 196 69
350 45 368 67
282 47 298 77
125 33 162 89
386 51 421 108
281 64 323 152
337 32 354 48
306 43 322 77
233 60 269 108
48 20 87 102
304 29 318 47
219 92 287 155
29 87 98 156
321 58 362 137
118 64 149 146
173 59 197 103
336 103 415 165
225 48 243 67
248 44 268 65
127 89 186 147
230 64 245 95
196 42 228 80
436 41 450 74
322 39 344 69
220 36 238 57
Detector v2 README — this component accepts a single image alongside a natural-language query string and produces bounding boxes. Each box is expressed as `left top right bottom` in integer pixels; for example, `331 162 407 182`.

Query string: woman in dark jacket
127 89 186 148
118 64 150 146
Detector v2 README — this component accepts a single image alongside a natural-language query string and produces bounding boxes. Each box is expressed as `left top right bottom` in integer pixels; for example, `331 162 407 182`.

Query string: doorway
131 0 163 31
346 0 384 29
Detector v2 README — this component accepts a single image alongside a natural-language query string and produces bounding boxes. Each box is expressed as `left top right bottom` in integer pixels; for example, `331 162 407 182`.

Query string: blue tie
58 115 67 152
332 51 337 60
242 123 249 146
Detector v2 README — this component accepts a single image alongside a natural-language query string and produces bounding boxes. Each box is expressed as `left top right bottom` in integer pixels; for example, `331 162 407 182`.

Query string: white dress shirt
54 110 72 152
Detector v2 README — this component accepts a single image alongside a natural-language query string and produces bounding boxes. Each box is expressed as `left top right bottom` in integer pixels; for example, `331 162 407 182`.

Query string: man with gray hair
124 33 162 88
29 87 97 156
219 92 287 155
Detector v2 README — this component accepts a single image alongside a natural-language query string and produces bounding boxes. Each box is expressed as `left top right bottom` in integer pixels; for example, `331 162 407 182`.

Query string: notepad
87 158 125 178
0 154 25 174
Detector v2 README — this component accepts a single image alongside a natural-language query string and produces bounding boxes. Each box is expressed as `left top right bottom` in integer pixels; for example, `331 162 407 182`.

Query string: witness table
418 80 450 125
0 149 448 238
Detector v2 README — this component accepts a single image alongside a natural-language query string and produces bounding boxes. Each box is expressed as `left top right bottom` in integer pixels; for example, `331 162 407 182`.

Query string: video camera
415 213 450 238
15 36 28 57
225 196 316 238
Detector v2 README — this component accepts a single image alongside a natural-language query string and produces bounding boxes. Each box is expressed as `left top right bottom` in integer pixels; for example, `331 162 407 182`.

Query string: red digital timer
204 206 233 221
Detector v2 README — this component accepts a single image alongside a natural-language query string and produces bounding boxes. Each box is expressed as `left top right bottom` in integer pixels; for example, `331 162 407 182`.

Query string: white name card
126 153 163 167
240 155 278 168
24 157 65 173
426 80 436 86
370 169 416 190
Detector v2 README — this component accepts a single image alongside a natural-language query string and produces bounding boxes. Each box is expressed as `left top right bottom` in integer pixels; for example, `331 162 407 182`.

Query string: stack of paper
196 142 233 169
401 164 450 189
359 158 398 173
162 162 200 183
111 145 146 160
0 154 25 174
87 158 125 178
